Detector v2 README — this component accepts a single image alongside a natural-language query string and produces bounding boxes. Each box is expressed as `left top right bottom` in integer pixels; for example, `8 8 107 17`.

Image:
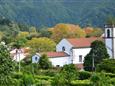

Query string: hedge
79 71 91 80
34 75 53 80
71 80 91 86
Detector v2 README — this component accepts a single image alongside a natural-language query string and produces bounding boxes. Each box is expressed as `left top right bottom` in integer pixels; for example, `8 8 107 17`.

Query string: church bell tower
105 24 115 59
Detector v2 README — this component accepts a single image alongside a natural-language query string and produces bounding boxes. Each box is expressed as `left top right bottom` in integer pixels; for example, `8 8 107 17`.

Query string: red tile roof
67 37 102 48
46 52 69 58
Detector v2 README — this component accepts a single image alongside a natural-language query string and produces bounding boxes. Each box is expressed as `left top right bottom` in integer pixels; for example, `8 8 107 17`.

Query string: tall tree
39 54 52 69
0 42 15 85
26 37 56 52
50 23 86 43
84 40 109 71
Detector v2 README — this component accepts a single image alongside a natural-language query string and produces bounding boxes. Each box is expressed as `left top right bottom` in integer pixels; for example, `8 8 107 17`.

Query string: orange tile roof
46 52 69 58
67 37 102 48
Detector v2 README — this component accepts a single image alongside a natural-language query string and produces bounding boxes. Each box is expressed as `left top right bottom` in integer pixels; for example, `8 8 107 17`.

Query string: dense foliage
0 42 15 85
84 40 109 71
39 54 52 69
96 59 115 73
0 0 115 27
52 64 79 86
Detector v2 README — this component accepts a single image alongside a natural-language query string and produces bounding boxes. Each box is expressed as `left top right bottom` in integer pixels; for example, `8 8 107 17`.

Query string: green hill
0 0 115 27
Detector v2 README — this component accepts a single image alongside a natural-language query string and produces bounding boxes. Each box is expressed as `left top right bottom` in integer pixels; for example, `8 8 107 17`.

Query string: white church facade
104 24 115 59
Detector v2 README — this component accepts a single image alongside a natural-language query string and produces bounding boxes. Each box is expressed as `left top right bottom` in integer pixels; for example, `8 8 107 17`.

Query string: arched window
35 57 38 61
107 29 110 38
62 46 65 51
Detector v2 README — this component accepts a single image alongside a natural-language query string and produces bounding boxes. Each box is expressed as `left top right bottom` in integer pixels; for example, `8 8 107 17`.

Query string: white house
47 52 70 67
56 37 101 69
32 37 100 69
32 54 40 63
10 47 30 62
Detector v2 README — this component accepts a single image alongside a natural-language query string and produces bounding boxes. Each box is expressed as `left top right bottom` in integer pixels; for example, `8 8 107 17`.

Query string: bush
35 79 51 86
79 71 91 80
96 59 115 73
12 72 23 79
39 54 52 69
34 75 53 80
35 75 52 86
105 73 115 78
71 80 91 86
109 78 115 85
52 64 79 86
90 72 111 86
22 73 35 85
36 69 59 77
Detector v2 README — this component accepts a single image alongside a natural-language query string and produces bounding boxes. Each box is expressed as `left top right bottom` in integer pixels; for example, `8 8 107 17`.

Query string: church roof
46 52 69 58
67 37 102 48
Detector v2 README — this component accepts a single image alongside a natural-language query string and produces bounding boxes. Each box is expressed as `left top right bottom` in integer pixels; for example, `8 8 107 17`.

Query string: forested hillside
0 0 115 27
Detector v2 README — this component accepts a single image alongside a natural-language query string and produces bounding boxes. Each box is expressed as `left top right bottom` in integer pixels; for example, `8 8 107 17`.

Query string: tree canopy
84 40 109 71
0 42 15 85
26 37 56 52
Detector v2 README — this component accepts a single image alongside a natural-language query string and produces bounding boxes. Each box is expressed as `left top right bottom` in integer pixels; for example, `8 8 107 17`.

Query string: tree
84 40 109 71
84 27 94 37
26 37 56 52
13 38 27 49
52 64 79 85
16 32 29 40
0 42 15 85
39 54 52 69
39 28 52 38
84 27 103 37
106 16 115 25
50 23 86 43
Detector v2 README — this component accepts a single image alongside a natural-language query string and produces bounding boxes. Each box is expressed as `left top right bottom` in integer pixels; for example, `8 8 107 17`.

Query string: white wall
32 55 40 63
56 39 73 55
49 56 70 67
113 27 115 59
105 39 112 58
72 48 91 64
105 27 115 59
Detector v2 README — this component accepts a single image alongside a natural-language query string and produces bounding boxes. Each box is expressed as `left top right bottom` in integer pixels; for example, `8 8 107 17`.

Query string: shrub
96 59 115 73
34 75 53 80
12 72 23 79
79 71 91 80
109 78 115 85
35 80 51 86
39 54 52 69
71 80 91 86
52 64 79 86
22 73 35 85
105 73 115 78
36 69 59 77
90 72 111 86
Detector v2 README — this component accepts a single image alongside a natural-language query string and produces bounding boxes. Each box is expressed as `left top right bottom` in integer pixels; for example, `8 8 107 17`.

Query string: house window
62 46 65 51
35 57 38 61
79 55 82 62
107 29 110 38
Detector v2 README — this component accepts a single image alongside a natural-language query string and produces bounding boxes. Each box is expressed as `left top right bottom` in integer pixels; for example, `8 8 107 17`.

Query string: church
104 24 115 59
15 24 114 69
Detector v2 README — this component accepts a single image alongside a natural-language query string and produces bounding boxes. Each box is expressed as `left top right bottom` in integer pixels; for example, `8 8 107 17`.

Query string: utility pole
92 55 95 71
16 49 21 72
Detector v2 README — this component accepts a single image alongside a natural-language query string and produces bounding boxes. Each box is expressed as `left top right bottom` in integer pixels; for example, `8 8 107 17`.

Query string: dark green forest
0 0 115 27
